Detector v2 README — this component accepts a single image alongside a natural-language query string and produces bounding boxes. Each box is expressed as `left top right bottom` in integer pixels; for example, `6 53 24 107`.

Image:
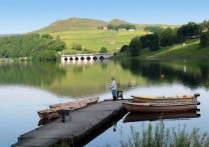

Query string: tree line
98 24 136 31
120 20 209 56
0 33 66 61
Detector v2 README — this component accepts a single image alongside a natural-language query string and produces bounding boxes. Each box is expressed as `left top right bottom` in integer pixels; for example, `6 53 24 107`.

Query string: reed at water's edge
120 121 209 147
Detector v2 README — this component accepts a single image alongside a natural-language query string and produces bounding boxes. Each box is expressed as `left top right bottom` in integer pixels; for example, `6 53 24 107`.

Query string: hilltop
109 19 130 25
36 17 178 33
37 18 108 33
36 17 135 33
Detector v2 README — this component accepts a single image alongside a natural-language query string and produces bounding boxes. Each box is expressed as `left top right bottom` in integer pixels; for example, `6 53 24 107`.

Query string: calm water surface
1 59 209 147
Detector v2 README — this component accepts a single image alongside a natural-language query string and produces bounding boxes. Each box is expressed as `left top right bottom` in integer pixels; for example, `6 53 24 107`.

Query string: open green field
36 18 179 54
35 17 180 54
50 28 209 59
50 29 148 53
139 40 209 59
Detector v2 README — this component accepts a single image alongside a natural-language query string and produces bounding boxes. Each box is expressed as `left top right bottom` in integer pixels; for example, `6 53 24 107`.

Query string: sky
0 0 209 34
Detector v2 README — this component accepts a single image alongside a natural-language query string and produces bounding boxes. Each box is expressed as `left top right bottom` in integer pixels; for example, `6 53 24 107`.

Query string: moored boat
37 101 87 120
123 111 201 123
49 96 99 108
123 101 199 113
132 93 200 103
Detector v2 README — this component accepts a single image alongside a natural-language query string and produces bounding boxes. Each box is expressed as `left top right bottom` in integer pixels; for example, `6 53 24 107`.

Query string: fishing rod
83 76 110 85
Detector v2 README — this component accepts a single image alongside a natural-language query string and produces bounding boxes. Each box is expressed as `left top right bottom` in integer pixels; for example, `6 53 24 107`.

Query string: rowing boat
131 93 200 103
49 96 99 108
123 101 199 113
37 101 87 120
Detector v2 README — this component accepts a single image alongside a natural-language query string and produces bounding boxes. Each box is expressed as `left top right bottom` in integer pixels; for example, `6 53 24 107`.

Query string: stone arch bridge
61 53 113 62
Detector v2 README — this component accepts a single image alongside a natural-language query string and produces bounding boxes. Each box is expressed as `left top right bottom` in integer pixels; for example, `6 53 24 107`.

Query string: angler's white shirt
110 80 117 90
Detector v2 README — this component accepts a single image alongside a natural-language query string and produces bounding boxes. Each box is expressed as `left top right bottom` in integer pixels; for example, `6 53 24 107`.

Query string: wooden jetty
12 100 127 147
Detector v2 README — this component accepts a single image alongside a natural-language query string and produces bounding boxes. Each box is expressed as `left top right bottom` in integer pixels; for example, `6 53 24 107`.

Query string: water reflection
123 111 201 123
1 59 209 97
1 59 209 146
59 59 207 96
0 62 66 86
119 59 209 89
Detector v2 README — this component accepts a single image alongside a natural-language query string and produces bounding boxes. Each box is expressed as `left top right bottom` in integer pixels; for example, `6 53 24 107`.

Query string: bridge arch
99 56 104 60
61 53 113 62
93 56 97 60
86 57 91 60
75 57 79 60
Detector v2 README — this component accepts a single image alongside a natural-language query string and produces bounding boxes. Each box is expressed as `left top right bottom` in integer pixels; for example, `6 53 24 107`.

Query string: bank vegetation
117 20 209 59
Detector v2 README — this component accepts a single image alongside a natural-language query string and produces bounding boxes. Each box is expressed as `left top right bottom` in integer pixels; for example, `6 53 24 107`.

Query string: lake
1 59 209 147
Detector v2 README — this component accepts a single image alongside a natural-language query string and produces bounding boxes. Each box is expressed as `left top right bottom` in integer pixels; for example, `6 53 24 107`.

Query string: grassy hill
136 40 209 60
50 29 147 53
37 18 108 33
36 17 179 53
109 19 130 25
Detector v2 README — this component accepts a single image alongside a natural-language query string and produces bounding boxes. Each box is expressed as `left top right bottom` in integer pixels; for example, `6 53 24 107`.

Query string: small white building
128 29 135 31
118 28 127 31
103 27 108 30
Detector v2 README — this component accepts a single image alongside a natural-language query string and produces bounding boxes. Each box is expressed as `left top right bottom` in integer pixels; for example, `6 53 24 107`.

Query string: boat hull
37 102 87 120
123 101 198 113
132 95 197 103
49 97 99 108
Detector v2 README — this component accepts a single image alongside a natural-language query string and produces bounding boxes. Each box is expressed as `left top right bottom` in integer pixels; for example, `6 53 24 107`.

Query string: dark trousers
112 90 117 101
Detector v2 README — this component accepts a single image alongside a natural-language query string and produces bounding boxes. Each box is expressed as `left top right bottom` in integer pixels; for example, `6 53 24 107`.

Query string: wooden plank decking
12 100 128 147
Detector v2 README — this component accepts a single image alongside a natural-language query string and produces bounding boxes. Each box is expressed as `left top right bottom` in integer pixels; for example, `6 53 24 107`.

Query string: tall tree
177 22 200 38
149 34 160 51
159 28 174 46
200 32 209 47
129 36 141 56
99 47 108 53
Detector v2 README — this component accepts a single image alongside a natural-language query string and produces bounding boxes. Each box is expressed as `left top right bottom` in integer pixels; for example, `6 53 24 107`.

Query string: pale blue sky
0 0 209 34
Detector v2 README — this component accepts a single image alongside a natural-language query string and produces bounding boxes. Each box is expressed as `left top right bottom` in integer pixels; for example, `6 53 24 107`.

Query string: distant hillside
37 18 108 33
109 19 130 25
35 17 180 53
36 18 137 33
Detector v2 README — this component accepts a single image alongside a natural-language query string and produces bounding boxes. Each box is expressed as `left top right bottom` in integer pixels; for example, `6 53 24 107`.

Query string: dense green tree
140 35 151 49
159 28 175 46
129 36 141 56
149 34 160 51
120 45 129 53
177 22 200 38
144 26 164 33
48 40 66 51
99 47 108 53
0 33 66 61
200 20 209 30
107 24 114 30
140 34 160 49
200 32 209 47
41 34 53 39
107 24 136 31
33 50 57 61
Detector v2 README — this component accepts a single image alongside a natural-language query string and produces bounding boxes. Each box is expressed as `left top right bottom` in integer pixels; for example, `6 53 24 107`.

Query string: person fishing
109 77 117 101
